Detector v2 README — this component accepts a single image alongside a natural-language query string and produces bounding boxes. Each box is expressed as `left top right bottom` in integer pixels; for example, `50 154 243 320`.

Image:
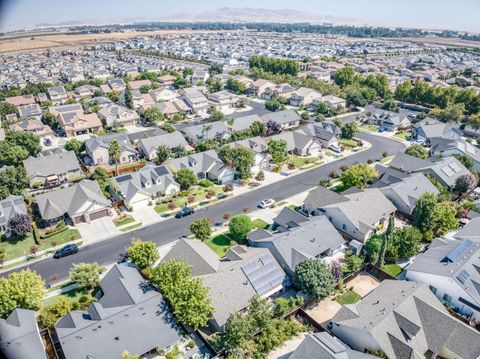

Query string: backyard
382 263 403 277
336 289 362 305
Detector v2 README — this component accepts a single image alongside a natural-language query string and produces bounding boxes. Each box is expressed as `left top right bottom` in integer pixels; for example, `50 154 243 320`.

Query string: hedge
41 226 69 240
32 223 41 245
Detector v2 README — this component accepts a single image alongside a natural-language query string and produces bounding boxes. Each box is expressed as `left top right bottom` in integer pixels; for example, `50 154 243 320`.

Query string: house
321 95 347 110
300 123 340 148
47 85 68 104
127 127 166 144
388 153 433 174
289 87 322 107
50 104 102 137
127 79 151 91
110 164 179 207
0 309 48 359
454 217 480 242
225 114 262 133
161 239 286 330
208 90 240 112
406 238 480 320
181 121 230 144
98 103 140 127
85 133 139 166
179 87 209 117
23 149 82 187
368 111 411 132
373 172 440 215
4 94 36 107
17 103 42 119
55 264 182 359
72 85 97 99
150 87 177 102
249 209 345 276
137 131 191 161
329 280 480 359
302 187 396 242
157 75 176 88
35 179 111 226
246 79 275 97
462 124 480 139
230 136 269 173
270 130 322 157
9 119 53 138
166 150 235 183
425 157 472 190
0 195 28 238
290 332 377 359
261 109 301 130
263 83 294 100
430 138 480 172
101 78 126 93
412 118 462 143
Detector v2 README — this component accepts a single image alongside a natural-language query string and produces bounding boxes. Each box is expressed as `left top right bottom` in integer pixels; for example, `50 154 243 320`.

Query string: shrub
127 239 160 270
287 162 296 170
167 202 177 210
187 195 195 204
223 183 233 192
228 215 252 244
199 179 213 187
255 171 265 181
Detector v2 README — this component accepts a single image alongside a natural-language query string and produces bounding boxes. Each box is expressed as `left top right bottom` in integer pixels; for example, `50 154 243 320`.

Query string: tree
41 112 59 129
392 227 421 259
405 144 429 159
153 260 213 329
432 201 459 236
171 145 188 158
0 166 29 200
127 238 159 270
208 109 224 122
39 297 73 328
364 235 382 262
64 139 85 156
124 86 133 109
316 101 329 115
226 78 246 94
265 99 284 112
454 174 476 194
250 121 266 137
156 144 171 164
341 122 359 139
294 258 335 300
108 140 122 176
142 107 164 126
335 66 357 87
189 218 212 241
249 55 300 76
0 142 29 167
121 352 140 359
412 192 437 239
329 261 342 282
266 120 281 135
92 167 108 181
175 168 197 189
267 139 288 169
139 84 150 94
455 155 475 170
0 270 45 315
5 131 41 157
228 215 252 244
69 263 105 290
233 147 255 180
340 163 378 189
8 214 31 236
377 216 394 267
0 101 17 121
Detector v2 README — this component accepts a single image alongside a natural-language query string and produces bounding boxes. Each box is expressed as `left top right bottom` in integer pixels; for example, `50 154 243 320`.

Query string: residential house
246 79 275 98
127 128 166 144
35 179 111 226
191 70 209 85
100 78 126 94
110 164 179 207
321 95 347 110
230 136 269 173
55 264 182 359
368 111 411 131
225 114 262 133
454 217 480 242
137 131 191 161
0 309 48 359
179 87 209 117
98 103 140 127
261 110 301 131
150 87 177 102
17 103 42 119
50 104 102 137
208 90 240 112
127 79 151 91
166 150 235 183
4 94 36 107
23 149 82 187
47 85 68 104
157 75 176 88
430 138 480 172
85 133 139 166
162 239 286 330
9 119 53 138
181 121 230 144
462 124 480 139
249 209 345 276
302 187 396 242
330 280 480 359
412 118 462 143
289 87 322 107
406 238 480 320
0 195 28 238
271 130 321 157
72 85 97 99
263 83 294 100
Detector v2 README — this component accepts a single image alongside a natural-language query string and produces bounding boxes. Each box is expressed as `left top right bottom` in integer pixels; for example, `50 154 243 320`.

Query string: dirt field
347 272 380 297
397 37 480 48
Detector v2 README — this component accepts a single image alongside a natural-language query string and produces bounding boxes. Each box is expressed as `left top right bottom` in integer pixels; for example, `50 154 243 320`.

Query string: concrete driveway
131 206 160 225
77 217 119 244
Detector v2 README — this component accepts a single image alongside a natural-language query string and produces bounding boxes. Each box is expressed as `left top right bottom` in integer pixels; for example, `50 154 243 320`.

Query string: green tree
249 121 266 137
127 239 159 270
39 297 73 328
0 102 17 121
208 110 224 122
335 66 357 87
377 216 394 267
267 139 288 169
454 174 476 194
265 99 284 112
69 262 105 290
0 270 45 315
226 78 246 94
391 227 422 259
0 166 29 199
108 140 122 176
124 86 133 109
175 168 197 189
432 201 459 236
0 142 29 167
228 214 252 244
454 155 475 170
233 147 255 180
412 192 437 239
64 138 85 156
189 218 212 241
341 122 359 139
121 352 140 359
142 107 164 125
5 131 41 156
156 144 171 164
139 84 150 94
364 235 382 262
340 163 378 189
92 167 109 181
41 112 59 129
405 144 429 159
294 258 335 300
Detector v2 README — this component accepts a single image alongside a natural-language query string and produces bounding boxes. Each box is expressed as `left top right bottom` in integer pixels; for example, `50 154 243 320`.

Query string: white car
328 144 342 153
259 199 276 208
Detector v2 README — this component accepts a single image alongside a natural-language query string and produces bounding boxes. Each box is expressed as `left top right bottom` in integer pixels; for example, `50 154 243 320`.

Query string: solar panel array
457 270 471 285
241 254 285 295
441 166 455 177
116 174 132 183
445 240 472 262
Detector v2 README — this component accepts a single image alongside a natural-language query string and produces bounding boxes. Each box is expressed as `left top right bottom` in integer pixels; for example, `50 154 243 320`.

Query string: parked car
43 138 52 146
175 206 195 218
328 144 342 153
259 199 275 208
53 244 78 259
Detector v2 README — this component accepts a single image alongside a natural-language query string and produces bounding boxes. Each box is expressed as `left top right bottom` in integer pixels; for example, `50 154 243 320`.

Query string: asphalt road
3 132 405 284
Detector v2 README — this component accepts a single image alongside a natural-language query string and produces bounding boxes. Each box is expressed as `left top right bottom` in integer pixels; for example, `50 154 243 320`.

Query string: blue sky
1 0 480 32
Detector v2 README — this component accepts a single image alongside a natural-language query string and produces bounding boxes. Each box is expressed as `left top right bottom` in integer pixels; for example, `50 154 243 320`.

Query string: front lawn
155 185 225 214
382 263 403 277
114 215 135 227
43 287 86 307
339 138 358 148
393 131 411 141
204 234 237 257
290 156 318 168
119 223 142 232
360 124 378 132
336 290 362 305
42 229 81 247
252 218 269 230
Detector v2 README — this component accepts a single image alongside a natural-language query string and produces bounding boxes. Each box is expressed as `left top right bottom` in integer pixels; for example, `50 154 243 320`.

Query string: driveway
77 217 119 244
131 206 160 225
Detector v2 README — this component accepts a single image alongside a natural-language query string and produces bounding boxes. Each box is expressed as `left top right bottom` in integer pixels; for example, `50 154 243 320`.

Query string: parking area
77 216 119 243
130 205 160 225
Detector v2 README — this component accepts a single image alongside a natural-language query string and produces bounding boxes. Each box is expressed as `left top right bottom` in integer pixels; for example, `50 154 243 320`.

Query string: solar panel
116 174 132 183
241 255 285 295
445 240 472 262
441 166 455 177
457 270 471 285
154 166 168 176
449 162 461 173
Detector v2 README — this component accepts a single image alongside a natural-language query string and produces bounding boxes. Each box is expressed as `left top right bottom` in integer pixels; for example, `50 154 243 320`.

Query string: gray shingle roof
0 195 27 228
303 186 349 213
389 153 432 173
261 109 301 125
23 150 80 178
454 217 480 242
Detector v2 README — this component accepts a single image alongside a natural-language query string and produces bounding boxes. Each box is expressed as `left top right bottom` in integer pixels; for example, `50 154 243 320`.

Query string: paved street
3 133 405 284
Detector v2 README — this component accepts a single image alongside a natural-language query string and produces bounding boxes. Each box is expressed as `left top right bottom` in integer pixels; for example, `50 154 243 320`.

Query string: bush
167 202 177 210
255 171 265 181
39 297 73 328
127 239 160 270
223 183 233 192
199 179 214 188
273 296 304 317
228 215 252 244
32 223 41 245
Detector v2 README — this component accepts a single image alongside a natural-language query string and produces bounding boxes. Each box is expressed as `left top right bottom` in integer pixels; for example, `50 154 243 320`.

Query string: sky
1 0 480 33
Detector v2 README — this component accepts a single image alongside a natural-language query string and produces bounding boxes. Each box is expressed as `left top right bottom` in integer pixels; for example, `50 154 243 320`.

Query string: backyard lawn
382 263 403 277
336 290 362 305
252 218 269 230
204 234 236 257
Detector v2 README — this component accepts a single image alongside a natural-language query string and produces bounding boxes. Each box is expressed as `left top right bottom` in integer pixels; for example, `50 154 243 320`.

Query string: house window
443 293 452 303
342 224 347 231
429 285 437 295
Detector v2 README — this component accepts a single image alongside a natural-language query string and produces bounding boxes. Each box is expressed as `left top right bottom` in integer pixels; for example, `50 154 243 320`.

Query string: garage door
89 209 109 221
74 215 86 224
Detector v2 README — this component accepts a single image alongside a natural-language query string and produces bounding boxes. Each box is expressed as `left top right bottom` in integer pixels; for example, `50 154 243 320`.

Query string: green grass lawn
393 131 411 141
336 290 362 305
119 223 142 232
114 215 135 227
155 185 224 214
204 234 237 257
276 201 288 206
43 229 81 247
382 263 403 277
360 124 378 132
339 138 358 148
252 218 269 230
287 204 300 211
43 287 86 307
290 156 318 167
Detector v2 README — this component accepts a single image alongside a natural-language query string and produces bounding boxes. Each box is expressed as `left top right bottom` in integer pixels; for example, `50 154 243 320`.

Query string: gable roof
261 109 301 125
303 186 349 212
389 153 432 173
23 150 80 178
454 217 480 242
426 156 471 188
85 133 137 155
138 131 190 154
0 195 27 227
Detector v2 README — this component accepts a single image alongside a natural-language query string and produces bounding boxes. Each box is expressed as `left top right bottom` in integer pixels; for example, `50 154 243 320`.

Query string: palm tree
201 124 213 140
108 140 122 176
